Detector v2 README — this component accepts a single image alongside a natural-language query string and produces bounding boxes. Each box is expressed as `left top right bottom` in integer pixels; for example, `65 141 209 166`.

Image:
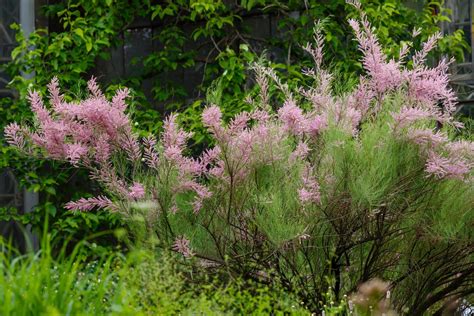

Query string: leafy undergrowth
0 239 311 316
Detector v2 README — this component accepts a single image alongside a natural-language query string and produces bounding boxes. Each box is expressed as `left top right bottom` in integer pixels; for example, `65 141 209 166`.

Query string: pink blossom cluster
342 2 472 180
4 77 139 166
202 105 289 183
4 77 149 211
144 113 214 214
4 78 215 213
425 140 474 181
349 16 403 96
298 165 321 205
64 195 116 212
391 107 437 130
345 1 459 133
172 236 194 258
425 152 472 181
277 99 328 137
202 104 323 209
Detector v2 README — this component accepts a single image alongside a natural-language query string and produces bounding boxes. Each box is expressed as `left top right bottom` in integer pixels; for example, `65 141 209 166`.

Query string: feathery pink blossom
447 140 474 159
87 76 104 98
346 107 362 134
142 136 160 169
290 142 310 162
229 112 250 133
348 79 375 115
392 107 435 130
94 134 111 164
66 143 88 166
408 129 448 147
251 109 271 123
65 195 116 212
4 123 26 149
161 114 194 169
15 77 135 169
164 146 184 164
348 16 402 95
28 90 52 125
47 77 63 109
412 32 442 68
425 152 471 180
111 88 130 111
172 236 194 258
162 114 192 150
298 165 321 204
202 105 223 128
278 99 308 136
173 180 212 213
200 147 221 171
128 182 145 200
307 114 327 137
406 57 457 118
120 131 141 162
209 160 225 178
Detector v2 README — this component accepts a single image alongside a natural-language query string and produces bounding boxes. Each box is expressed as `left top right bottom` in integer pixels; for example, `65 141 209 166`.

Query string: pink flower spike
87 76 104 98
251 109 270 123
172 236 194 258
448 141 474 159
66 143 88 166
202 105 222 128
111 88 130 111
28 90 51 124
425 152 471 180
408 129 448 147
143 136 160 169
392 107 434 130
307 114 327 137
298 165 321 205
298 188 313 203
349 16 403 95
4 123 26 149
290 142 310 161
229 112 250 133
65 196 116 212
162 114 192 150
164 145 183 163
128 182 145 200
47 77 63 109
278 99 308 136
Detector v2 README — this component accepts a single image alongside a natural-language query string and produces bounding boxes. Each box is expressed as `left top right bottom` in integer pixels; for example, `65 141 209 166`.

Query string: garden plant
0 0 468 248
2 1 474 315
0 235 311 315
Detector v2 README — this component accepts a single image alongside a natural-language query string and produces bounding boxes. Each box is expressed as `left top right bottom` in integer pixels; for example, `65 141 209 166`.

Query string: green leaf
74 28 84 40
46 204 57 217
86 40 92 52
11 47 21 60
45 187 56 196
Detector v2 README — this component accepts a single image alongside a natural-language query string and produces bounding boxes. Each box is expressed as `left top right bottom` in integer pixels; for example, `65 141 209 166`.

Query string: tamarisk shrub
5 2 473 313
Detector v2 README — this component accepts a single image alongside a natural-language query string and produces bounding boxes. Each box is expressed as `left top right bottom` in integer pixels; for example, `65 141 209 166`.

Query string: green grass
0 236 310 315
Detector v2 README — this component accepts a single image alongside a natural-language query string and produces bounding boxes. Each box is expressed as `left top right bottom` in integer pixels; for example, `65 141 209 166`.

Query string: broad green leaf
74 28 84 40
86 40 92 52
